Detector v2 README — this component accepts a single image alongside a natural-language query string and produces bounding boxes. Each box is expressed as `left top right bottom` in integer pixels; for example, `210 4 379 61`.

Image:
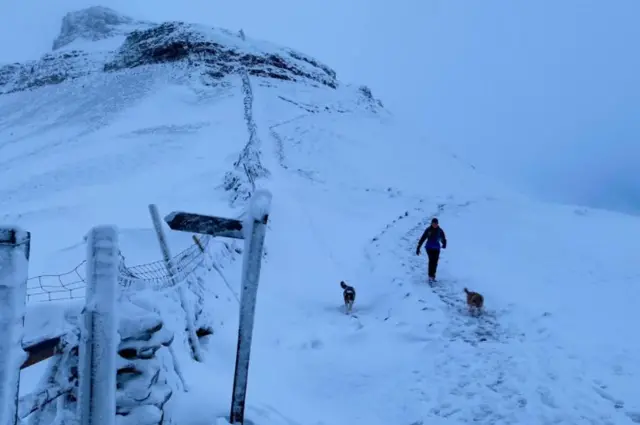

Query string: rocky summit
52 6 153 51
0 6 338 95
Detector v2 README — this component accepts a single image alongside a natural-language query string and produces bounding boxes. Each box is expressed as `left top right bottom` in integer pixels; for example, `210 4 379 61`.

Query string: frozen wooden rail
21 336 64 369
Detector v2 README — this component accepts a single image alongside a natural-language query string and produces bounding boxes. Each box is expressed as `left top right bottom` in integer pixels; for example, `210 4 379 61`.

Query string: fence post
229 189 272 424
78 226 119 425
0 227 30 425
148 204 203 362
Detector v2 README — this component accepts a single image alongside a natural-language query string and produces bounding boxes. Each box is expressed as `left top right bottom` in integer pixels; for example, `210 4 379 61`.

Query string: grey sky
1 0 638 213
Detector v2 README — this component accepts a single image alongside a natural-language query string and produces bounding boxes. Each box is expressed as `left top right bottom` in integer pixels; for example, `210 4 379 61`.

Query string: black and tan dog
340 281 356 314
464 287 484 315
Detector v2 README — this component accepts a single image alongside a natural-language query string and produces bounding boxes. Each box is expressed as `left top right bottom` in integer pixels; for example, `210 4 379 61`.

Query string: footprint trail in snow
363 201 635 425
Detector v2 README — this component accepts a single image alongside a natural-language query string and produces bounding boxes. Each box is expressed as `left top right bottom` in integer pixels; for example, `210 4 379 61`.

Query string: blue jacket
417 225 447 251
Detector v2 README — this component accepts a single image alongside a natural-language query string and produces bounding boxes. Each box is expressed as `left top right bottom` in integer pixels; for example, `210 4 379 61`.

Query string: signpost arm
164 212 244 240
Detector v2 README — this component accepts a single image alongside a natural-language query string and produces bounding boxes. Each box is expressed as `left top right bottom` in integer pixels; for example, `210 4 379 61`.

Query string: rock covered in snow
117 404 164 425
0 6 338 94
26 299 176 425
118 305 173 359
0 49 104 95
118 305 164 341
52 6 153 51
115 300 174 425
104 21 337 88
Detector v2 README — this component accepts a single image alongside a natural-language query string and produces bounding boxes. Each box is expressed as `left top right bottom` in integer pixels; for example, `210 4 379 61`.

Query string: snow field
2 51 638 425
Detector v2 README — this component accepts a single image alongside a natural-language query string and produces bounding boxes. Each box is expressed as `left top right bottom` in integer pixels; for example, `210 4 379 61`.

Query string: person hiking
415 218 447 282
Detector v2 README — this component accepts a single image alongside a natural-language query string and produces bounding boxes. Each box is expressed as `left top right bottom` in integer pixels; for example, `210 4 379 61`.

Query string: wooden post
149 204 202 362
78 226 119 425
0 227 30 425
229 190 271 424
149 204 179 283
163 189 273 424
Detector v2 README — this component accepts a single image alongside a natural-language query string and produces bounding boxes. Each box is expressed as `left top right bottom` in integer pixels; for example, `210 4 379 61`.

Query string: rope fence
26 234 229 303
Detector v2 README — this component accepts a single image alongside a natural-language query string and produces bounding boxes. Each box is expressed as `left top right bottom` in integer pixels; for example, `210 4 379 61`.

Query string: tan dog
464 287 484 314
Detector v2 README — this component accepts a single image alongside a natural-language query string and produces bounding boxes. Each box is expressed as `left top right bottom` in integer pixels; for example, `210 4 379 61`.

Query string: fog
1 0 638 213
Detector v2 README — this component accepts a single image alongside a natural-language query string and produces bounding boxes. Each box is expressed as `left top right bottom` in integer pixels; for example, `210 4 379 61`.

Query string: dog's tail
340 281 347 289
463 287 469 294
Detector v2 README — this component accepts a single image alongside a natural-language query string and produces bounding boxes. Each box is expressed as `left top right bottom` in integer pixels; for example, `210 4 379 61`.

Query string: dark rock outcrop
0 7 338 95
0 50 103 94
104 21 337 88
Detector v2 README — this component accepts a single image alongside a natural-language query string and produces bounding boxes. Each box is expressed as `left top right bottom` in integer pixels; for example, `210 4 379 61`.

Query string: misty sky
1 0 638 213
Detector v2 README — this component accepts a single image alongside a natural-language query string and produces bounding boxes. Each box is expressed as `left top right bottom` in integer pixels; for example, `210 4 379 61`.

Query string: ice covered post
78 226 119 425
0 227 30 425
229 189 271 424
148 203 203 362
162 189 273 425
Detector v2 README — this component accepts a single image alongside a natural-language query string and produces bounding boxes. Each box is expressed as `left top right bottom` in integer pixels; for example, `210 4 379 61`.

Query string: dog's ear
463 288 469 294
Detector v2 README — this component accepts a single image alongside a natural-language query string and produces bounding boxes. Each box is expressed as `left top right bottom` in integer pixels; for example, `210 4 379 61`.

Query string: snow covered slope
4 6 640 425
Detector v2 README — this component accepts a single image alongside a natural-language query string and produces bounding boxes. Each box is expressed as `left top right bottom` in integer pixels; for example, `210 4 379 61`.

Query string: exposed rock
0 51 102 94
196 326 214 338
117 324 172 359
358 85 384 109
104 21 337 88
1 7 338 95
116 364 144 387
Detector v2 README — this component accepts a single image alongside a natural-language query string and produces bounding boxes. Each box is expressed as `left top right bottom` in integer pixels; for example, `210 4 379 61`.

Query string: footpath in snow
10 67 639 425
243 87 640 425
364 199 639 425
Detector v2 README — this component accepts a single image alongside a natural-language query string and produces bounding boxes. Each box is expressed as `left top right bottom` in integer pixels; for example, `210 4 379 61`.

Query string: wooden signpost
164 190 272 425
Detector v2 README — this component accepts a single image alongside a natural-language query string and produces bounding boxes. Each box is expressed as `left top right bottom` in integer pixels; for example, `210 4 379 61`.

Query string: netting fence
26 234 221 303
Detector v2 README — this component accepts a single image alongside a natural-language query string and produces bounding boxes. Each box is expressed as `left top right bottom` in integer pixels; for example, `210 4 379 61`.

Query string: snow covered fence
78 226 119 425
16 217 235 421
26 234 216 302
223 65 268 206
0 226 30 425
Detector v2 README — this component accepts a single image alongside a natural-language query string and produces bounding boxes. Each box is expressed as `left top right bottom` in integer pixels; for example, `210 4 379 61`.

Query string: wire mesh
26 234 216 303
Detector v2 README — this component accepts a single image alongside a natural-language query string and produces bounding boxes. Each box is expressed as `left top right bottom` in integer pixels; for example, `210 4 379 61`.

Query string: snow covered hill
4 6 640 425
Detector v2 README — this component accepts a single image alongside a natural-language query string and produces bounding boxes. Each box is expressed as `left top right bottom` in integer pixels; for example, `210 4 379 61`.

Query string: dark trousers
426 248 440 278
